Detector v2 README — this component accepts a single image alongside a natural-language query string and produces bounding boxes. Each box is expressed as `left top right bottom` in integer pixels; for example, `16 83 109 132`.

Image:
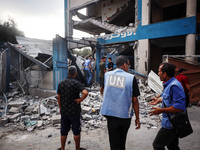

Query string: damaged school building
0 0 200 130
54 0 200 100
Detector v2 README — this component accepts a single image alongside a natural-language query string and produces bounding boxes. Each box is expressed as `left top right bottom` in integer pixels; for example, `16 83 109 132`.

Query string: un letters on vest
108 74 126 89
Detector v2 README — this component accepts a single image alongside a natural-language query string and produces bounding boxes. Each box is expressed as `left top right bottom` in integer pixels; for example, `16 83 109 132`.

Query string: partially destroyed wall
87 3 102 18
101 0 129 22
70 0 98 10
0 49 10 93
137 39 149 76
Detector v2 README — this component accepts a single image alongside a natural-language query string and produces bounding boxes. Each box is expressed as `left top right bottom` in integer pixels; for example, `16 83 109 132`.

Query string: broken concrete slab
37 120 43 128
82 106 92 112
8 101 25 108
9 113 21 123
25 106 35 113
51 115 60 125
9 107 20 114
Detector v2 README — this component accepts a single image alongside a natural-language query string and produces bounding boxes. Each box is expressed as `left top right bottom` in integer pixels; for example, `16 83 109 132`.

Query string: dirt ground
0 105 199 150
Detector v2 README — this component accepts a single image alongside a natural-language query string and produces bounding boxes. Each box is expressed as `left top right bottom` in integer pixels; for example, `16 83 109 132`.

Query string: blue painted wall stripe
98 16 196 44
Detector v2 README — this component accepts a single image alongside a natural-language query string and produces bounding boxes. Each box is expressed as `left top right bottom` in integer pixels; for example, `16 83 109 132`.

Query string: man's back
57 77 85 115
99 61 105 78
101 68 140 118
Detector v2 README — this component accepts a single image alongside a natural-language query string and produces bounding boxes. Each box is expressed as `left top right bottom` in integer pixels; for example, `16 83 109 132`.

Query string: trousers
153 127 180 150
85 70 92 85
106 116 131 150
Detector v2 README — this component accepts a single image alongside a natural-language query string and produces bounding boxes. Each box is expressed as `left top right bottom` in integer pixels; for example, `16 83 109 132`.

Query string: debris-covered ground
0 78 200 150
0 78 162 132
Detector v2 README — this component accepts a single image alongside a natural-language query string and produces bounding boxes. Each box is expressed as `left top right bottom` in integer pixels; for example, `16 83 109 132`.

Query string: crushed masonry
0 77 162 132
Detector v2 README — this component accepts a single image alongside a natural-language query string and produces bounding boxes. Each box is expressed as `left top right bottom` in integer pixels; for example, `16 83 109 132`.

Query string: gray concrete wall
0 49 9 93
26 70 53 90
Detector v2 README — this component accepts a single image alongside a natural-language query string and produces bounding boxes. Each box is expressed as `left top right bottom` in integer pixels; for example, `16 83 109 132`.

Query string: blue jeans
85 70 92 85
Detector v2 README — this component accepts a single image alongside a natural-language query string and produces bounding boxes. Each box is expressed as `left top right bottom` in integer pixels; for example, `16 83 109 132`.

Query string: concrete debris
0 77 161 132
51 115 60 125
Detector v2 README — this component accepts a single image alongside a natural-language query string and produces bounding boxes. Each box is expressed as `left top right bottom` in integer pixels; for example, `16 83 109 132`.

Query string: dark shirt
108 62 114 71
99 61 106 78
101 75 140 97
57 77 85 115
91 44 96 53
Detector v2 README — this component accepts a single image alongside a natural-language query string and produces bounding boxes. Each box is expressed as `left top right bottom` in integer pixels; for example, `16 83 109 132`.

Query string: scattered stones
51 115 60 125
0 77 161 132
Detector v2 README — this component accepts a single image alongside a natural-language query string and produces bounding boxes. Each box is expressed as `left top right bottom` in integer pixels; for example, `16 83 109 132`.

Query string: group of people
83 54 115 87
57 55 193 150
82 57 96 87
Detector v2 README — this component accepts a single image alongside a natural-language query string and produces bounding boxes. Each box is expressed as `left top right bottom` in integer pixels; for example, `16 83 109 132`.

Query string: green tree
0 16 24 44
73 47 91 57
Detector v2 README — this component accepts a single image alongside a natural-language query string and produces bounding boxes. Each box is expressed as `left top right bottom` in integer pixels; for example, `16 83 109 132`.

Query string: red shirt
175 74 189 92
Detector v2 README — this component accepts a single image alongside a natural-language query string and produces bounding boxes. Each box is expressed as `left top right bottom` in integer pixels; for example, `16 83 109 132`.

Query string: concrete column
185 0 196 61
0 53 3 92
136 39 150 76
64 0 70 38
186 0 196 17
142 0 150 25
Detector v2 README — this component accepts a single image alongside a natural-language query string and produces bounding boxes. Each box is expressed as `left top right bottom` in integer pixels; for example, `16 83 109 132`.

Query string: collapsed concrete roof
73 18 120 35
8 43 50 71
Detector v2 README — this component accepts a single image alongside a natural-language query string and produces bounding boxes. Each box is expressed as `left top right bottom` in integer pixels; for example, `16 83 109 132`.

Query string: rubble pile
0 91 60 132
0 78 162 132
137 78 162 129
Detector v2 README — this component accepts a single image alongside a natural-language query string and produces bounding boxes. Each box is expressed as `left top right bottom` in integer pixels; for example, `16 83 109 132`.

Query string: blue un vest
161 77 186 129
84 59 91 70
100 68 135 118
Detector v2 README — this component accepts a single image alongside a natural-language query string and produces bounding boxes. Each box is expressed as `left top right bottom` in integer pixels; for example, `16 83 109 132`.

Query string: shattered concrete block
42 115 50 120
21 115 31 121
31 114 40 120
0 117 8 125
25 106 35 113
8 101 25 108
82 114 92 120
51 115 60 125
92 115 98 119
9 113 21 123
45 111 50 116
88 92 98 100
9 107 19 114
39 104 48 115
93 104 101 110
97 115 103 120
82 106 92 112
33 106 38 114
51 107 57 112
37 120 43 127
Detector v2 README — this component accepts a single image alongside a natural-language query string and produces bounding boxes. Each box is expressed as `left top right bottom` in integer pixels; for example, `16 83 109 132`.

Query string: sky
0 0 91 40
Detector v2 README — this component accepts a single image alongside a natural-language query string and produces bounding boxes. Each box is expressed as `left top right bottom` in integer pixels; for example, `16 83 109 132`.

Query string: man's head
108 57 112 62
116 56 129 72
102 56 107 62
158 63 176 82
68 65 77 78
178 68 187 74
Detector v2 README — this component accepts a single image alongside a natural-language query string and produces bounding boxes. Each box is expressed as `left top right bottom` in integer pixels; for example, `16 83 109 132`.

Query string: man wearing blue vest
83 57 92 86
100 56 140 150
149 63 186 150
